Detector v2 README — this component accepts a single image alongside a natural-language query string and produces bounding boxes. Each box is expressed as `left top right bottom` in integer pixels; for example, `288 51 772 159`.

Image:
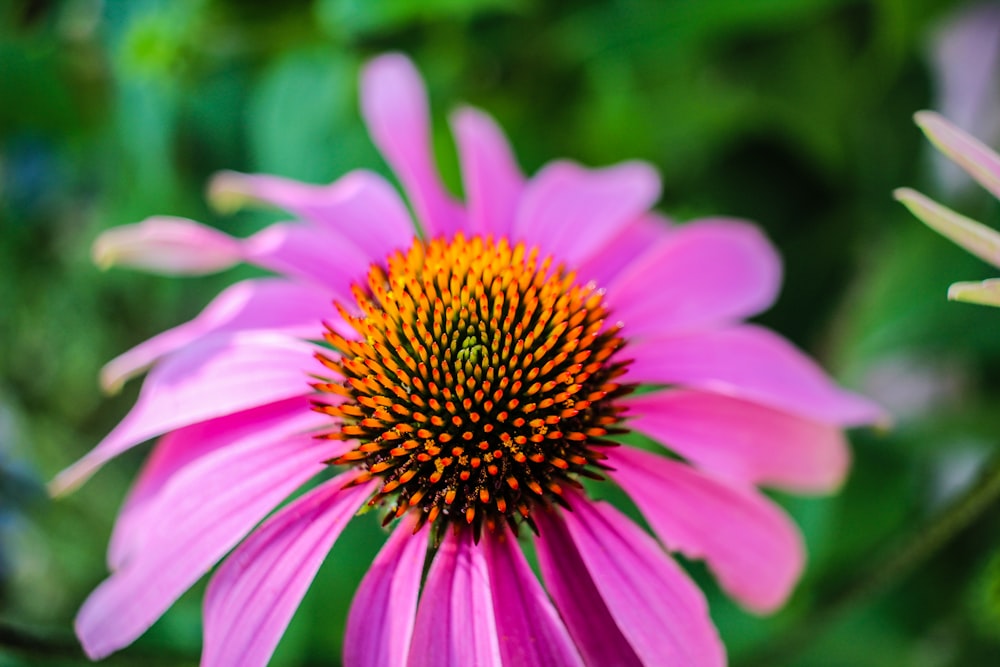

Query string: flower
57 53 883 666
928 2 1000 195
896 111 1000 307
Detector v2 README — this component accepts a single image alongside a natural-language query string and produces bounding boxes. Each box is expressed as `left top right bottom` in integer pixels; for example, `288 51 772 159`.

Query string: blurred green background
4 0 1000 665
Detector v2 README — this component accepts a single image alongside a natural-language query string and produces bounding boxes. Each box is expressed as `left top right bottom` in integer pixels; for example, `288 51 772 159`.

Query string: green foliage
316 0 528 38
3 0 1000 665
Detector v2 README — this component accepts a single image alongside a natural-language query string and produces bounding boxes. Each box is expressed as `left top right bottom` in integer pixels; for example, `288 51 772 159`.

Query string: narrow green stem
742 452 1000 667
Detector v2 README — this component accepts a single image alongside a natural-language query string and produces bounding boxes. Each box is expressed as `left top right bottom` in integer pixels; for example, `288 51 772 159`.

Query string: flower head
59 53 883 666
896 111 1000 307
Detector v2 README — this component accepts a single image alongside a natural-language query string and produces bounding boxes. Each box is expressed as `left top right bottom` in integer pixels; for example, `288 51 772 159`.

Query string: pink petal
513 160 660 266
932 4 1000 134
450 106 524 237
894 187 1000 268
93 215 383 294
949 277 1000 306
534 510 643 667
408 529 501 667
51 332 319 496
209 169 417 260
107 397 321 570
575 214 672 289
626 324 887 426
623 389 851 493
930 4 1000 193
344 518 428 667
608 447 805 614
201 474 375 667
607 219 782 336
243 222 372 297
361 53 463 237
483 528 585 667
92 216 242 275
100 278 336 393
916 110 1000 201
552 497 726 667
76 430 342 660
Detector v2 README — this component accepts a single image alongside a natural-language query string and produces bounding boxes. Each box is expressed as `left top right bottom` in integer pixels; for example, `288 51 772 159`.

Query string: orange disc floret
314 234 632 539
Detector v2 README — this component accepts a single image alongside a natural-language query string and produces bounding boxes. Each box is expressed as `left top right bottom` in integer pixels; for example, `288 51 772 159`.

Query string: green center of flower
315 234 632 537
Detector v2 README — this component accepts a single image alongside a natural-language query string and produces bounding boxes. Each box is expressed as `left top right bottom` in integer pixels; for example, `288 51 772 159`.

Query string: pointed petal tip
846 393 892 430
911 110 1000 200
893 187 946 224
91 237 115 271
91 227 130 271
99 371 125 396
914 111 958 148
90 217 242 276
360 53 424 116
75 617 113 662
948 279 1000 306
48 463 91 498
207 171 256 215
894 187 1000 267
361 51 418 84
913 109 943 130
449 104 488 127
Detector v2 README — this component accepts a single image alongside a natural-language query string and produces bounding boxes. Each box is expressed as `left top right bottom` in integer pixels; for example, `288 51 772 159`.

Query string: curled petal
92 216 242 275
361 53 463 236
202 474 376 667
608 447 805 613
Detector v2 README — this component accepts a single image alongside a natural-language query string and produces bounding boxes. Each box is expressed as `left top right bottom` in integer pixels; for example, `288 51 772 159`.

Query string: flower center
315 234 632 537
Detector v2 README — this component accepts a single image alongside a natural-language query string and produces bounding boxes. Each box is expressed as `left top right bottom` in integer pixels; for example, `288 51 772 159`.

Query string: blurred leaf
246 48 374 181
967 547 1000 645
316 0 528 38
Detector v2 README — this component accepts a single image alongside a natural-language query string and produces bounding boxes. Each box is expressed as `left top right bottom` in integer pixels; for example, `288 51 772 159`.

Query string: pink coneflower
897 111 1000 307
57 53 883 666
